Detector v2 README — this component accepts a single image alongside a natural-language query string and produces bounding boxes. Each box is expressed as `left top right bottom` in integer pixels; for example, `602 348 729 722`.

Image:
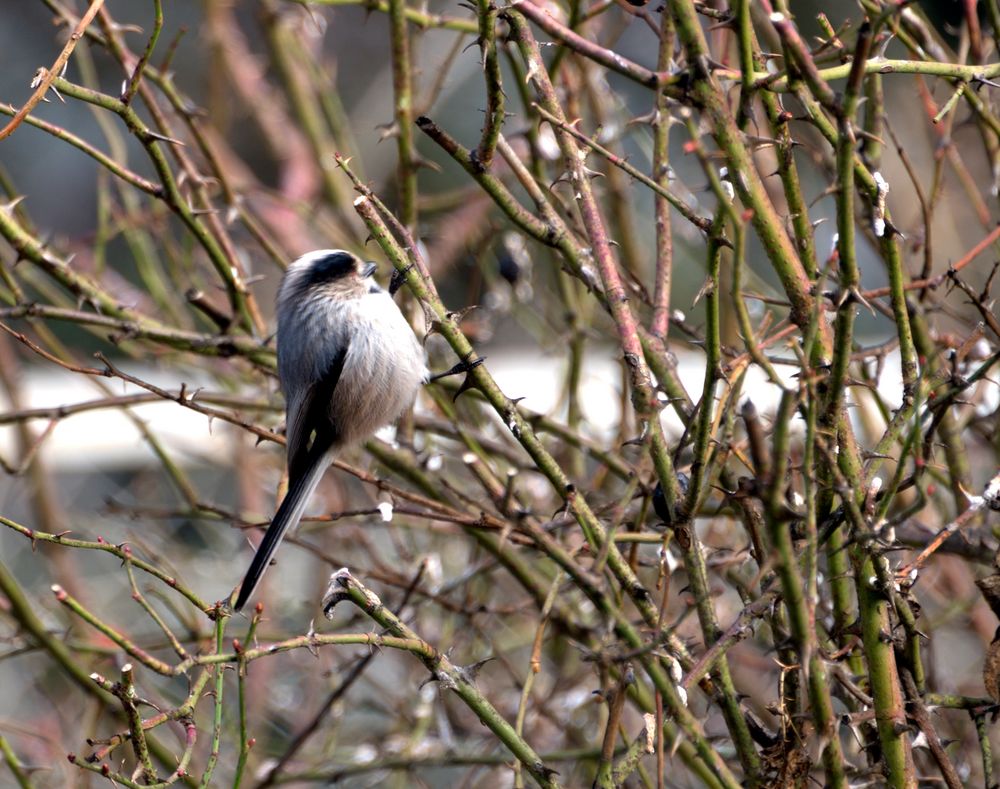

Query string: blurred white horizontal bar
1 347 995 473
0 367 239 471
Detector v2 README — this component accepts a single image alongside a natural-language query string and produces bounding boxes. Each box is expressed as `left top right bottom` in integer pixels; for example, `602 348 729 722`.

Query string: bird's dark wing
234 343 349 611
286 344 348 482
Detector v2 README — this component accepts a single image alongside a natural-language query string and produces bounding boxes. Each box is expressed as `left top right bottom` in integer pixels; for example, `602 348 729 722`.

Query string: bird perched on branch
234 249 426 611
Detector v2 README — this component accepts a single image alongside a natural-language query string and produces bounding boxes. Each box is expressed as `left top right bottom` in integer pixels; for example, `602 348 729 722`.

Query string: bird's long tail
234 445 332 611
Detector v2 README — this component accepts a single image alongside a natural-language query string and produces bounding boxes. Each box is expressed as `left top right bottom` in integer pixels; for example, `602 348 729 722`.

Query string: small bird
234 249 427 611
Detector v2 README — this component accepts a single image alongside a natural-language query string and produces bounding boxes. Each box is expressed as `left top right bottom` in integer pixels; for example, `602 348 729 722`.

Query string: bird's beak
362 262 377 278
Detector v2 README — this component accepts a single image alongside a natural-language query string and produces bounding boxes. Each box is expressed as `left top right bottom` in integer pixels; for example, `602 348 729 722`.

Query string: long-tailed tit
234 249 426 611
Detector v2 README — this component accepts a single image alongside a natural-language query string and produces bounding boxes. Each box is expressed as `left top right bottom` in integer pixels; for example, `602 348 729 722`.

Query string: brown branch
0 0 105 141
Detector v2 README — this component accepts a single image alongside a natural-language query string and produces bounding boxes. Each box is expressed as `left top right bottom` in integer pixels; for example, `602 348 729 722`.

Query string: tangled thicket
1 0 1000 787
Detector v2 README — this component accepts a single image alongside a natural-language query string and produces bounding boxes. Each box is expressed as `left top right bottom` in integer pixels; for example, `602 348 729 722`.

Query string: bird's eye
304 251 357 285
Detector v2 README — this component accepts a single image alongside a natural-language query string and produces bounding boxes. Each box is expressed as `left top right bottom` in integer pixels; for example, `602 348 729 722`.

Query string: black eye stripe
304 252 357 285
